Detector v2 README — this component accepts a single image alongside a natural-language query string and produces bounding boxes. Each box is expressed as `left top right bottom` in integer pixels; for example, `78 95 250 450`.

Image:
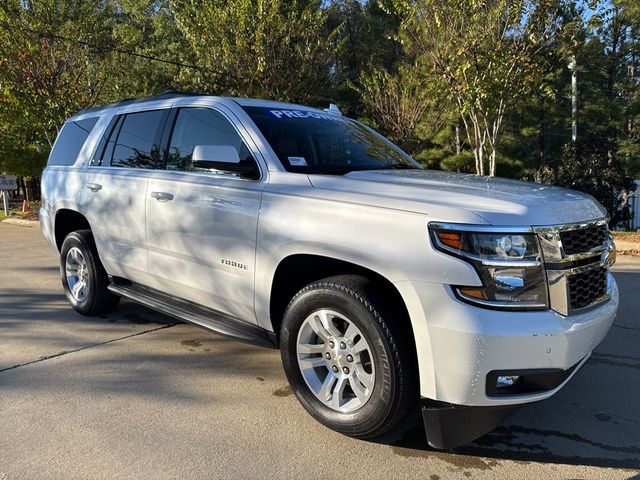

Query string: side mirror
191 145 259 179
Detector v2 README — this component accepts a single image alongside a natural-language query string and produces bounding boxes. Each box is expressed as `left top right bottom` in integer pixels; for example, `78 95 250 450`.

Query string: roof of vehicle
231 97 319 111
76 91 194 114
76 91 326 117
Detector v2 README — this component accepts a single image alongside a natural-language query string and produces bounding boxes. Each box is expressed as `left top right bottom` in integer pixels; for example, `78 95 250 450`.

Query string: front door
146 105 265 323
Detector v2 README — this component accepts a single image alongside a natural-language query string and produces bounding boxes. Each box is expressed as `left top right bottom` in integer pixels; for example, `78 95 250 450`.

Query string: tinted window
98 116 123 166
110 110 166 168
48 117 99 166
167 107 253 174
242 107 416 174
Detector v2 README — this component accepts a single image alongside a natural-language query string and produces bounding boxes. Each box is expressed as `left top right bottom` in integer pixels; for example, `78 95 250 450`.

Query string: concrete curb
1 218 40 228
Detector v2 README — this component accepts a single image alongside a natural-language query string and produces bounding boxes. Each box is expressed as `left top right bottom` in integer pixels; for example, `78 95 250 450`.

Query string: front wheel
280 275 417 438
60 230 120 315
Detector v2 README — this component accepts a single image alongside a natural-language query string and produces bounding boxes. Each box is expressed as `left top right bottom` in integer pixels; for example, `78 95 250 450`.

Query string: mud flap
421 399 521 449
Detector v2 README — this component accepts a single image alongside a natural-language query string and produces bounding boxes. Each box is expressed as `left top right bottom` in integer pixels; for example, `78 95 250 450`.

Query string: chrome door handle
150 191 174 202
86 183 102 192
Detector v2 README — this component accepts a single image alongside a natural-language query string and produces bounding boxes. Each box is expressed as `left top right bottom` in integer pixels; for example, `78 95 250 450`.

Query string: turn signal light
458 287 488 300
436 231 463 250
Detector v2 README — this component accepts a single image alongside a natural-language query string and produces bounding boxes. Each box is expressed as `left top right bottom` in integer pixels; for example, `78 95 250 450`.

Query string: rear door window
95 116 124 166
48 117 99 166
109 110 167 169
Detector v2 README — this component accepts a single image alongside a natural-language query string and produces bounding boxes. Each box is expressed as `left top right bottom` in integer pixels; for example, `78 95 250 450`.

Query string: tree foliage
171 0 339 103
101 0 182 101
391 0 564 176
0 0 637 225
0 1 114 146
556 136 636 226
355 65 448 151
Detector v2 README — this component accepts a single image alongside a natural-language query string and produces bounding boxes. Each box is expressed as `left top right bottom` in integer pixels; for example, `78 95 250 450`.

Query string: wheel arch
269 254 414 344
54 208 92 252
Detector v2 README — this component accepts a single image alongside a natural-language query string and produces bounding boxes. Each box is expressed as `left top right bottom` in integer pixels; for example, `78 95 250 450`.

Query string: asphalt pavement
1 222 639 480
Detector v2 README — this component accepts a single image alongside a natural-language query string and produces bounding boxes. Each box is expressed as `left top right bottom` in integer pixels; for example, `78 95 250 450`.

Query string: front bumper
395 275 617 449
420 356 588 449
395 274 618 407
421 399 521 450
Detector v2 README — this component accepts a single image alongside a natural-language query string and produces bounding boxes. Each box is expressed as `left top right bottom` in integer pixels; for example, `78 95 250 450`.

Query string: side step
108 282 276 348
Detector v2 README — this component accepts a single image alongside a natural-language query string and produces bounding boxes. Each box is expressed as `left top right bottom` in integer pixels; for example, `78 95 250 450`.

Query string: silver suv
41 92 618 448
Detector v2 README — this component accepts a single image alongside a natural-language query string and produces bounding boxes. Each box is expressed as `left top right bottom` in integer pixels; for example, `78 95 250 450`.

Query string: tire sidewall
281 285 398 436
60 232 98 314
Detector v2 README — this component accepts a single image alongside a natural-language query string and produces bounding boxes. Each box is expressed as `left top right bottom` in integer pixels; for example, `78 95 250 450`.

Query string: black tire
280 274 417 438
60 230 120 315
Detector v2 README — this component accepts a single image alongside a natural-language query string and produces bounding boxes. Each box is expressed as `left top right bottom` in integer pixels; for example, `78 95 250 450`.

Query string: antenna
324 103 342 116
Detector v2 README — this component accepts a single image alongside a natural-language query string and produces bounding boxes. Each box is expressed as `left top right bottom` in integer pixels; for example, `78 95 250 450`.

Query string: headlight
429 224 549 310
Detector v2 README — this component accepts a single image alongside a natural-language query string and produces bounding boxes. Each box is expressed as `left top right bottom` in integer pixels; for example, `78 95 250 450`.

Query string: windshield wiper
309 163 418 175
381 163 418 170
310 166 359 175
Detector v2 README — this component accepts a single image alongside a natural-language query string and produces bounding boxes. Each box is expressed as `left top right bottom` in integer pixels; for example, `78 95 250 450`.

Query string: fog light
497 375 520 388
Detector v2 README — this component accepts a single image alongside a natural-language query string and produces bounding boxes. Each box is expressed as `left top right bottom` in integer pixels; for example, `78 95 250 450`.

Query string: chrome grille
560 225 608 255
567 266 608 310
535 219 614 316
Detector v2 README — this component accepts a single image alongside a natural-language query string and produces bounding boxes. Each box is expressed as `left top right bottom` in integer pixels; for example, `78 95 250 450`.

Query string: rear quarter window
48 117 99 166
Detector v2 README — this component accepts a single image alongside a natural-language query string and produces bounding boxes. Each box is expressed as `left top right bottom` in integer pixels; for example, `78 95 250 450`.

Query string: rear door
146 103 266 323
80 109 169 285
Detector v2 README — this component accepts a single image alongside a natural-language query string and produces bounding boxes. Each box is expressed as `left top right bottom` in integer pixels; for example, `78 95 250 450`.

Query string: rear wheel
60 230 120 315
280 275 417 438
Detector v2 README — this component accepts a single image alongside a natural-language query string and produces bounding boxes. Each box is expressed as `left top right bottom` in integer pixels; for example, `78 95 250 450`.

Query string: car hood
308 169 607 226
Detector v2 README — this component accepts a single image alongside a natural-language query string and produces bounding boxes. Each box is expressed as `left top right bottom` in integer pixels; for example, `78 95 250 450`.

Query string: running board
108 282 276 348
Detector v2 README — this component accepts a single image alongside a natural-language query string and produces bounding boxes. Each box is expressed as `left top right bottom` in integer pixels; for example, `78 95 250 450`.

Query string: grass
0 201 40 222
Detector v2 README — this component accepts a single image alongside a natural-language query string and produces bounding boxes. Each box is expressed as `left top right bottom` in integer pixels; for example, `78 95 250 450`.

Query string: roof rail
76 90 205 115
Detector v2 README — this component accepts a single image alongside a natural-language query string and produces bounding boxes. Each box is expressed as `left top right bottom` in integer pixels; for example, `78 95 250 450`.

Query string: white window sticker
288 156 308 167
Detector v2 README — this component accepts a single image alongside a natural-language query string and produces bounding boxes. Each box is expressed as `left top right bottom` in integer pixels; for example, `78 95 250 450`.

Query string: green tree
0 1 115 148
100 0 184 101
498 0 584 179
327 0 402 116
171 0 339 104
391 0 559 176
355 64 448 151
0 0 185 184
609 0 640 178
556 136 636 226
0 87 48 179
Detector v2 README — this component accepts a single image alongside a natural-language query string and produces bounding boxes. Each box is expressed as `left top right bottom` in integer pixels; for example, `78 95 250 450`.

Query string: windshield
242 106 419 174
